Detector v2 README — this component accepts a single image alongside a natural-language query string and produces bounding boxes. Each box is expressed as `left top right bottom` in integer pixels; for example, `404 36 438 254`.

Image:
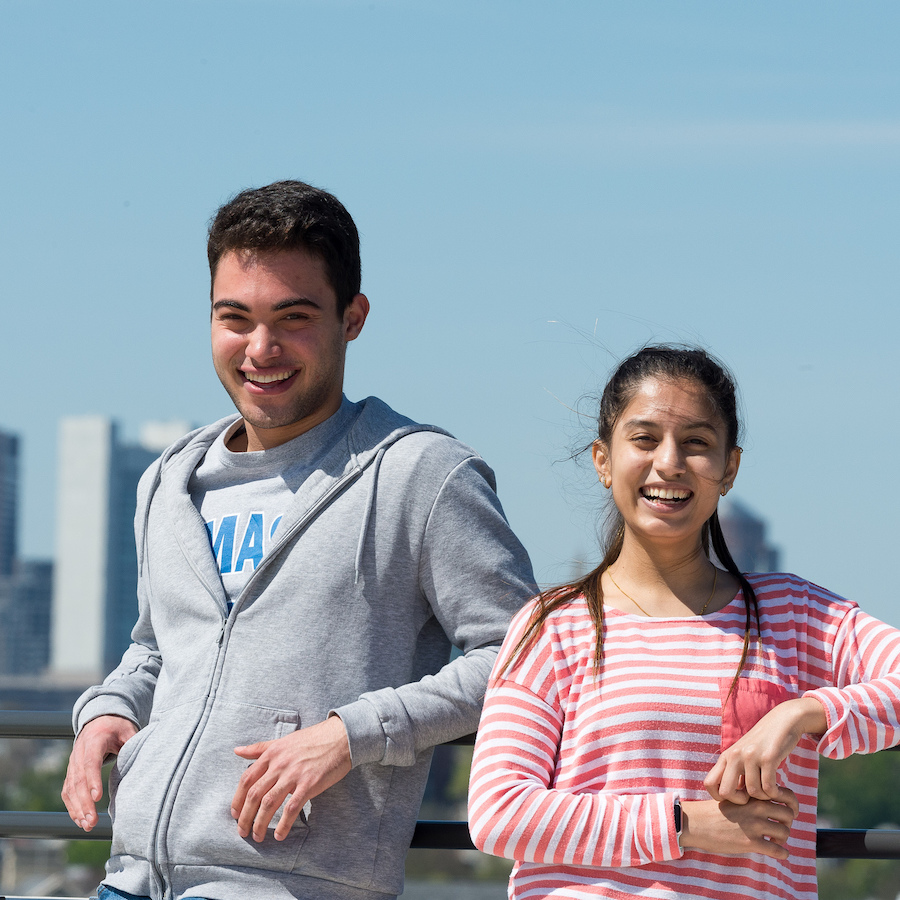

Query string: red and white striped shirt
468 573 900 899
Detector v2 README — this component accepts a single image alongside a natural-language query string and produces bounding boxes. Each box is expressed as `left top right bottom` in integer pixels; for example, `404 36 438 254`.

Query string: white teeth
643 487 691 501
244 370 296 384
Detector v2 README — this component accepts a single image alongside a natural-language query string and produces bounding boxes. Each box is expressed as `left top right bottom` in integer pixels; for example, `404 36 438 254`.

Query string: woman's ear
720 446 742 496
592 441 612 489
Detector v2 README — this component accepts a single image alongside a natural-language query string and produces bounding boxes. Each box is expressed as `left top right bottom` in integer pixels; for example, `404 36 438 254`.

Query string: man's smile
241 369 298 385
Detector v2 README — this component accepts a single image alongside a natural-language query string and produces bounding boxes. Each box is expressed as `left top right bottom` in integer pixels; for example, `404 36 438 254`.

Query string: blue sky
3 1 900 622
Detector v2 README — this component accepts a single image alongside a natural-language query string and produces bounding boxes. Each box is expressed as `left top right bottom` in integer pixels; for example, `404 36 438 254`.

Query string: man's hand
681 793 800 860
231 715 352 842
705 697 827 805
62 714 139 832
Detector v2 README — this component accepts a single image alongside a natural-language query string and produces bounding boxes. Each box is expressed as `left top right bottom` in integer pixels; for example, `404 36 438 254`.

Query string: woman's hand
681 794 800 860
705 697 827 805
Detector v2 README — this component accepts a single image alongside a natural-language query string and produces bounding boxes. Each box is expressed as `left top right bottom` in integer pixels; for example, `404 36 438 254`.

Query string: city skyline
0 412 785 676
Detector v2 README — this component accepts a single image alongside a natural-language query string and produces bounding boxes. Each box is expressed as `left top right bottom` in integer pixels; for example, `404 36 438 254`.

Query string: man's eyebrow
212 299 250 312
273 298 321 311
211 298 321 312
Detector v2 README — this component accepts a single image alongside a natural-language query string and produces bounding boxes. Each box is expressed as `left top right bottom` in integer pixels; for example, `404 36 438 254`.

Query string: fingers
719 798 798 861
704 757 750 804
62 741 105 830
230 719 352 844
231 740 299 842
231 741 272 838
273 795 305 842
767 784 800 817
233 740 266 760
681 796 799 860
742 763 765 802
759 761 785 800
62 769 98 830
706 741 789 805
706 759 750 805
62 715 138 832
233 764 290 841
231 759 304 843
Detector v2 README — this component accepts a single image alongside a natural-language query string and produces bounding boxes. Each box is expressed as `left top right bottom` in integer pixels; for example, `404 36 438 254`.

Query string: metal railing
0 711 898 859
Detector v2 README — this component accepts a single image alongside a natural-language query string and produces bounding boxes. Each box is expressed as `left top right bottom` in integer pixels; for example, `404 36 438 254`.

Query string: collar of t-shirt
190 396 360 608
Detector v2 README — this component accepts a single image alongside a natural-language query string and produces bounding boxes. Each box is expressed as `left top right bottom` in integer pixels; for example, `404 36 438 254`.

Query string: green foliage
10 760 68 812
67 839 112 868
0 740 69 812
446 746 474 804
819 752 900 829
819 858 900 900
817 752 900 899
0 740 110 884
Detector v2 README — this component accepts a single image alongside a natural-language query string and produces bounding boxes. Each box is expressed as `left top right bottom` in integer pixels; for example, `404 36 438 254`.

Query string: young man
62 181 535 900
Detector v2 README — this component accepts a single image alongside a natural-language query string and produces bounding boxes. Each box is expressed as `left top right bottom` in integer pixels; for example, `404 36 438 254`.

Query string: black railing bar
0 710 74 738
816 827 900 859
2 812 900 859
0 811 109 839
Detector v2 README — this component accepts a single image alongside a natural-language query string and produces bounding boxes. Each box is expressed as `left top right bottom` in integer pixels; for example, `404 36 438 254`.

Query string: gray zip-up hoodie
74 397 535 900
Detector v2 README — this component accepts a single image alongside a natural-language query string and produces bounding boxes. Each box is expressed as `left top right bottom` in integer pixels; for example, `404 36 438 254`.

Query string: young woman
468 345 900 900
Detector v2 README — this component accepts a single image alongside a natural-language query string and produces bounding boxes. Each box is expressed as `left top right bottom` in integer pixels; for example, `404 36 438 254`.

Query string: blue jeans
97 885 209 900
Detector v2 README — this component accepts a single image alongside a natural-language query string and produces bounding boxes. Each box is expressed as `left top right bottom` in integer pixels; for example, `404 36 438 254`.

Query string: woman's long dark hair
506 345 760 696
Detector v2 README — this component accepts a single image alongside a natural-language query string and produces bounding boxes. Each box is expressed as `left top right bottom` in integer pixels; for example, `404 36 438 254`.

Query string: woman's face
593 376 740 550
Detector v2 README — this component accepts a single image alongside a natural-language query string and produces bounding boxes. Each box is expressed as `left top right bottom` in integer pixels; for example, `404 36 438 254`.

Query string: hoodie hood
136 397 453 597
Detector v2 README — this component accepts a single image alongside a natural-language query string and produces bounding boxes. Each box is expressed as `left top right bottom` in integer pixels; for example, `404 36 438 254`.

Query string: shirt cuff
330 698 387 767
74 695 141 737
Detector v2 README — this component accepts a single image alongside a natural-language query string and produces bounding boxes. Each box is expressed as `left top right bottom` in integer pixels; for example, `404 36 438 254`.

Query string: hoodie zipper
148 463 365 899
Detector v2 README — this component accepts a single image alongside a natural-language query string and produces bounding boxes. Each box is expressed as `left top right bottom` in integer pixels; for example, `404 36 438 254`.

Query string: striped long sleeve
468 608 681 868
467 573 900 900
807 604 900 757
470 679 681 867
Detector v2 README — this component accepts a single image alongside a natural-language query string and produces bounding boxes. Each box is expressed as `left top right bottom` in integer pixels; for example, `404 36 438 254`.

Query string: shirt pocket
719 677 795 752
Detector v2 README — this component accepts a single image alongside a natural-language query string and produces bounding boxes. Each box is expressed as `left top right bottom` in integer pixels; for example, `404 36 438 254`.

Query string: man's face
211 248 368 451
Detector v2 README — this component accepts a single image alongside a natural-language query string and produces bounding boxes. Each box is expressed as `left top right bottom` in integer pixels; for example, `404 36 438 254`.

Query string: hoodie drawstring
355 446 386 584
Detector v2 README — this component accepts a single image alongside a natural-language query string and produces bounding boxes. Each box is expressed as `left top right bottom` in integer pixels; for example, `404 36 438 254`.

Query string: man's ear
592 440 611 489
344 293 369 342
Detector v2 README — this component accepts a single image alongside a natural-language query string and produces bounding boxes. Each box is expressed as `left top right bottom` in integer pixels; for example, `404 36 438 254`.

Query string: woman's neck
605 534 728 616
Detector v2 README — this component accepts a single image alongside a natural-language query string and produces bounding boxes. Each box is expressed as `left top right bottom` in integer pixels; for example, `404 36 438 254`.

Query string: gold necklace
607 567 719 617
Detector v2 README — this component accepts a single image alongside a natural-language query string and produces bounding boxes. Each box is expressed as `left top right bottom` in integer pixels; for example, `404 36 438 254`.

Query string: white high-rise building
51 416 191 680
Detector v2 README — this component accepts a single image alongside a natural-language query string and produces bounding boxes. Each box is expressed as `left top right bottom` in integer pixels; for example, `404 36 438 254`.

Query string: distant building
0 427 54 679
0 430 18 578
718 497 780 574
51 416 192 679
0 560 53 675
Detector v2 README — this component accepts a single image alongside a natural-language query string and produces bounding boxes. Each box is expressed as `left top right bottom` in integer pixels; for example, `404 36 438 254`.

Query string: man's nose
247 325 281 361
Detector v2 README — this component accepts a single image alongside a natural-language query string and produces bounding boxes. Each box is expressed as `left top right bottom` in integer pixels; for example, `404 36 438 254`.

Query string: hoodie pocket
719 677 794 751
109 699 206 861
109 720 158 792
163 701 308 874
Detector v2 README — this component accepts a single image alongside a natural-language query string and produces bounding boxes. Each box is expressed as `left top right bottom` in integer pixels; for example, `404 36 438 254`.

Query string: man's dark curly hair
207 180 361 315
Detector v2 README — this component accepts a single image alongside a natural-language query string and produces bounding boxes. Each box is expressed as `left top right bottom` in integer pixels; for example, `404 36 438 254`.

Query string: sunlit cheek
212 334 248 364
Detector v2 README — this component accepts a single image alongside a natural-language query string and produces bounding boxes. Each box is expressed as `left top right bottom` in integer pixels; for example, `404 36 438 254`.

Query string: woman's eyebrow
623 417 718 433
